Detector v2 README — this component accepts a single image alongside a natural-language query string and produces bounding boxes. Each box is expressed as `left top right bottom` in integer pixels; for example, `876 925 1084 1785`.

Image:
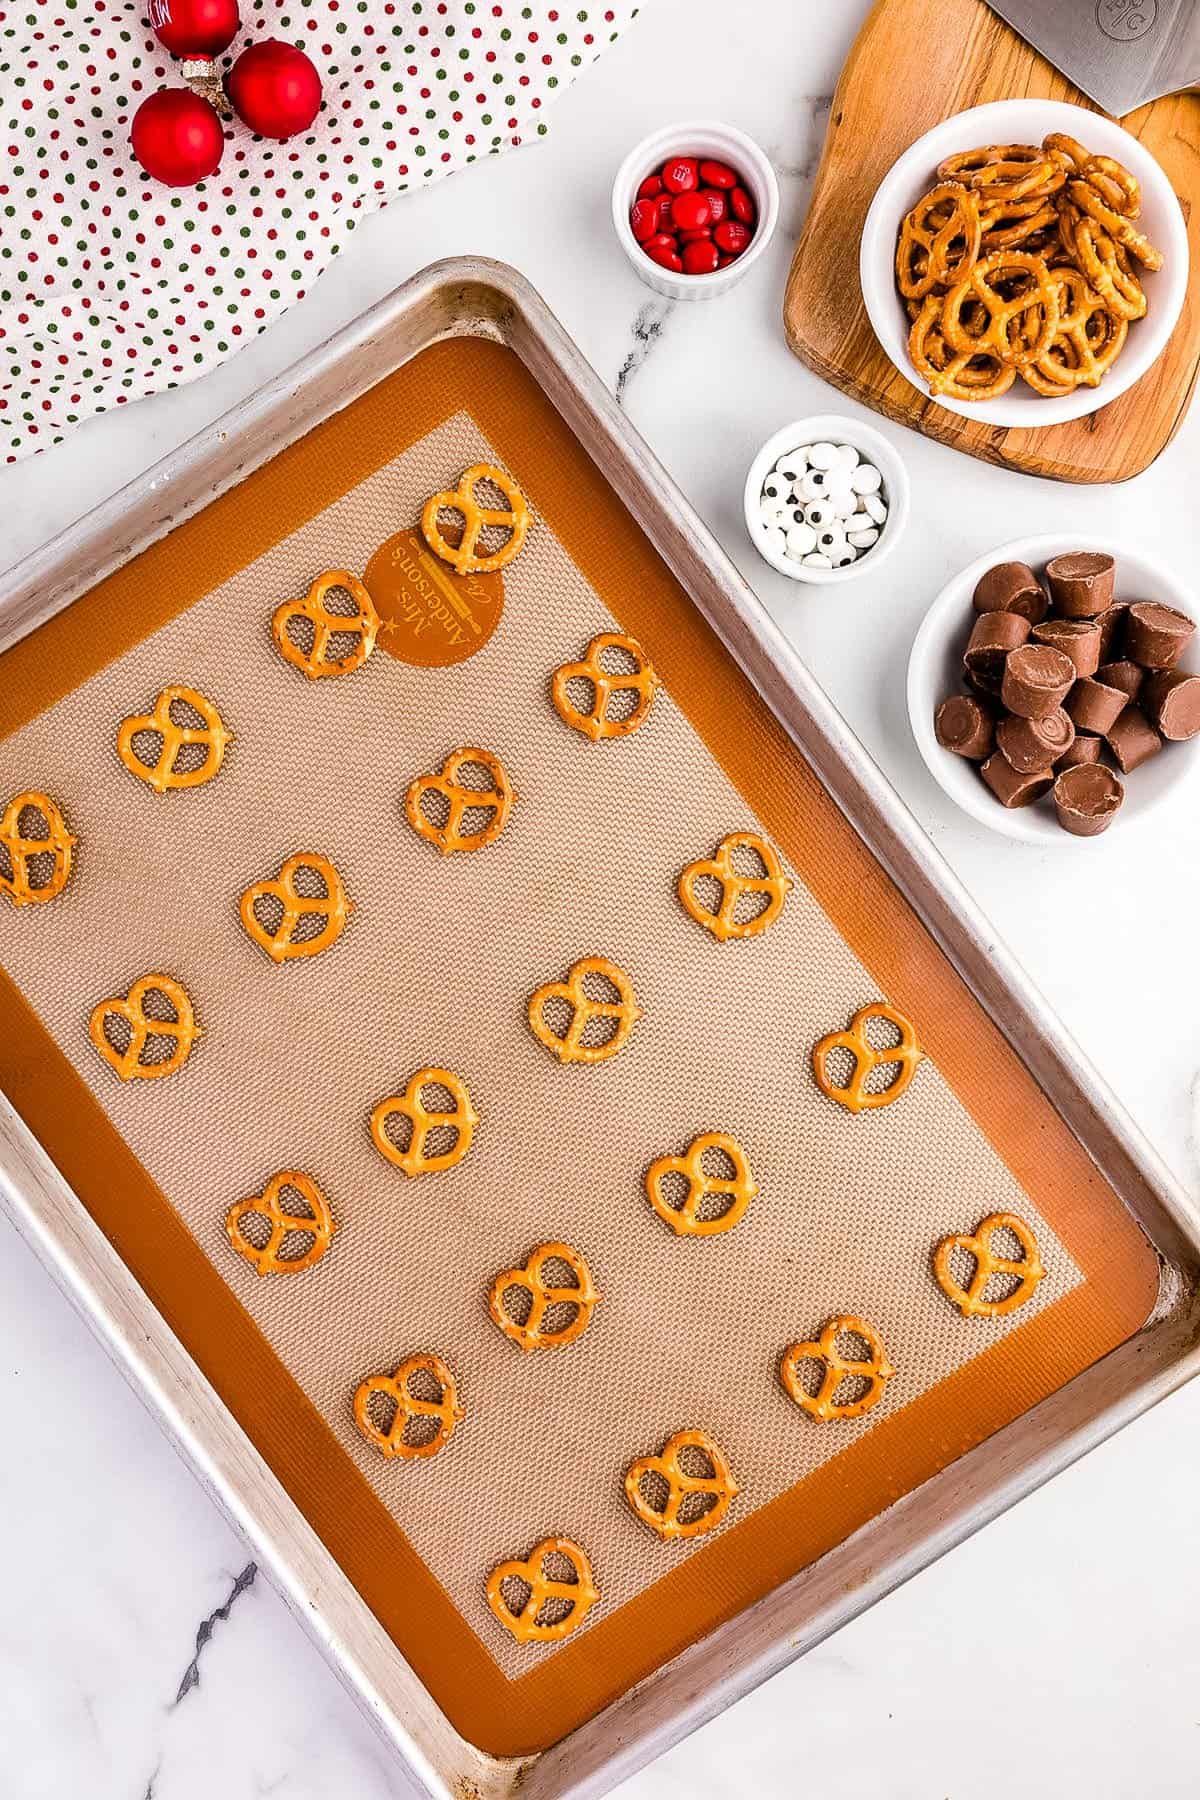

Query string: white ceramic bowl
611 120 780 301
908 533 1200 844
860 99 1189 428
743 414 910 586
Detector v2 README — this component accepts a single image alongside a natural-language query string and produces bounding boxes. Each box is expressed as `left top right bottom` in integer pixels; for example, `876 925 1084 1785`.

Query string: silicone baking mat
0 337 1158 1757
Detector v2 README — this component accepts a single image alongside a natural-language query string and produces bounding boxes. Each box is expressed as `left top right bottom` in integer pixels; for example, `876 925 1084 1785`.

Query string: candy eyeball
757 441 889 573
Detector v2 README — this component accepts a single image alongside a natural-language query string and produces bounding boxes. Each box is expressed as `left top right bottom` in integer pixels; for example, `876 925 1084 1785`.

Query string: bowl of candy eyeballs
612 120 780 301
743 414 910 585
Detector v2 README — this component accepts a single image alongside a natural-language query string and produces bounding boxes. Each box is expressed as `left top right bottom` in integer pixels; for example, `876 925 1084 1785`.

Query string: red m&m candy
628 149 757 277
671 190 712 232
730 185 755 224
698 158 737 189
682 239 720 274
661 155 699 193
630 198 659 243
643 233 684 272
714 218 753 256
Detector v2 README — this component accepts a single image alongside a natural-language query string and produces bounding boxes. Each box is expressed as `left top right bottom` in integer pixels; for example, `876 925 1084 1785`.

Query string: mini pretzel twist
551 632 660 742
908 297 1016 402
677 831 793 942
404 747 516 854
1067 177 1164 270
780 1315 895 1422
934 1212 1045 1318
1022 267 1127 395
937 144 1063 205
624 1429 739 1540
812 1001 923 1114
420 464 530 576
0 791 76 907
1065 209 1148 321
527 955 642 1064
353 1352 465 1462
486 1537 599 1644
488 1241 600 1352
224 1170 337 1275
271 570 382 679
942 250 1059 368
895 182 981 300
239 852 353 963
88 973 201 1082
116 686 232 792
369 1067 479 1177
644 1131 758 1238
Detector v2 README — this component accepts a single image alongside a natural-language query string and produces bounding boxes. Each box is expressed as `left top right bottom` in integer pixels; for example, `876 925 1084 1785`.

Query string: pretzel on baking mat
933 1211 1045 1317
551 631 660 741
420 464 530 575
116 686 232 792
624 1429 739 1540
353 1352 464 1461
272 570 381 679
486 1537 599 1643
780 1315 895 1422
404 746 516 854
644 1131 757 1237
488 1241 600 1352
0 791 76 907
225 1170 336 1275
369 1067 479 1177
527 956 642 1064
812 1001 923 1114
239 852 353 963
88 973 201 1082
676 831 792 942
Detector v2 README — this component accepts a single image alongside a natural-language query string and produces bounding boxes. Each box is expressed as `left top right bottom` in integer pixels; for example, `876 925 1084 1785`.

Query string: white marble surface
3 2 1200 1796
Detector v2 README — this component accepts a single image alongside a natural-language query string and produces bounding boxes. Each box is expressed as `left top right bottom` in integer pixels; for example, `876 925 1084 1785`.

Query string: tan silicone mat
0 336 1160 1757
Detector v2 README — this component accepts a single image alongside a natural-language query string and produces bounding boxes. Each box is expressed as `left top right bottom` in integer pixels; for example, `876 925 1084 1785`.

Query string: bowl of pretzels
860 100 1188 427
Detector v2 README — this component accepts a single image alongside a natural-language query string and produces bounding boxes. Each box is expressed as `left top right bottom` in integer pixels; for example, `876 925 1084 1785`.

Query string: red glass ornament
130 88 224 186
148 0 239 60
227 39 323 139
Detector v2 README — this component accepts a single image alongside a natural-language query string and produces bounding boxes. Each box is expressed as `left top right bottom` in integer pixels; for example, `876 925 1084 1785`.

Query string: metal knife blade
987 0 1200 115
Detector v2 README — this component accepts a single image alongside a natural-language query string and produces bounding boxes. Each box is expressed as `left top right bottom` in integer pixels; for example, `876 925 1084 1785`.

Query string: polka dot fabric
0 0 636 462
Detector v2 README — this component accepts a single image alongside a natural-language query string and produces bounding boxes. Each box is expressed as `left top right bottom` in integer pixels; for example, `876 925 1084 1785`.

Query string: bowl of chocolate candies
743 414 910 584
908 534 1200 842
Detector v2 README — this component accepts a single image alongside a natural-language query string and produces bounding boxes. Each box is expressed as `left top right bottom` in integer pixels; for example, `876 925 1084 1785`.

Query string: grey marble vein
615 300 673 406
171 1562 257 1708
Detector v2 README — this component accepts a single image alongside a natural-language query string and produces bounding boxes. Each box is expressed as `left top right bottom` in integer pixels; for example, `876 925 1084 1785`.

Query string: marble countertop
3 2 1200 1795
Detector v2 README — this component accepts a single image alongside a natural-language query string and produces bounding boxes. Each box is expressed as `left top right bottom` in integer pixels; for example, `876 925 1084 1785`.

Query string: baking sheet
0 333 1160 1758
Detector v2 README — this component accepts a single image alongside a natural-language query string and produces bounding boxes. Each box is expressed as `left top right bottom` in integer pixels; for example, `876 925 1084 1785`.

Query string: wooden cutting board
783 0 1200 483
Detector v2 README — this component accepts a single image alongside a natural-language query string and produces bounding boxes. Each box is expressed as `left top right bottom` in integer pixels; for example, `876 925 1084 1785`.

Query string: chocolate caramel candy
1032 617 1101 678
1000 643 1075 720
1123 601 1196 670
934 694 996 760
1096 659 1143 701
1057 733 1104 770
1066 675 1128 736
1095 605 1128 660
1141 670 1200 741
1052 764 1124 838
972 561 1048 623
996 707 1075 774
964 610 1031 694
980 752 1053 809
1105 705 1163 773
1044 551 1115 618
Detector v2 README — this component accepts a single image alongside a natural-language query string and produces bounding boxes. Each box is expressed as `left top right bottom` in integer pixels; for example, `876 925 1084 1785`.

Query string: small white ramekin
743 414 911 586
611 120 780 302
